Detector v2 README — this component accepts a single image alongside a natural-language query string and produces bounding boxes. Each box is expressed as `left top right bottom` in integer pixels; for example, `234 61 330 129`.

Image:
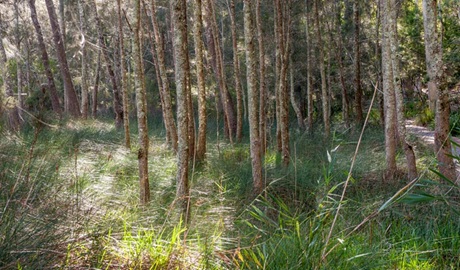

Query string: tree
78 0 89 119
134 0 150 204
117 0 131 148
244 0 263 195
172 0 191 213
353 0 363 125
256 0 267 152
28 0 62 115
422 0 456 181
45 0 80 117
193 0 207 162
149 0 178 152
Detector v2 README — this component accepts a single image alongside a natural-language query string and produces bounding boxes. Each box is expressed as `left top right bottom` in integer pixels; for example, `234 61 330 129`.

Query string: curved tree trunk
45 0 81 117
28 0 62 115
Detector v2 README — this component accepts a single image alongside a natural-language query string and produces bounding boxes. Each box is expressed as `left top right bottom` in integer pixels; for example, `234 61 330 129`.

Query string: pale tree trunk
134 0 150 205
0 19 20 130
28 0 62 115
173 0 190 214
185 22 196 160
15 1 23 121
117 0 131 148
45 0 81 117
422 0 456 181
314 0 330 138
194 0 207 162
206 0 236 142
305 2 314 132
290 56 305 131
150 0 178 152
382 0 397 180
78 0 89 119
244 0 263 195
59 0 65 48
228 0 244 142
256 0 267 153
275 0 291 166
353 0 363 125
94 2 123 129
388 1 417 180
92 45 101 118
335 0 349 128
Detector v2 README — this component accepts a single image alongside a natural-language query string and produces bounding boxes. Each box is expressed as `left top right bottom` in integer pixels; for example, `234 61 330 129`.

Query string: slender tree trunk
335 0 349 128
118 0 131 148
382 0 397 180
256 0 267 153
78 0 89 119
290 56 305 131
93 1 123 128
185 17 196 160
28 0 62 115
45 0 81 117
194 0 207 162
422 0 456 181
92 45 101 118
305 2 314 132
134 0 150 205
173 0 191 214
228 0 244 142
150 0 178 152
353 0 363 125
15 1 23 121
244 0 263 195
59 0 65 47
388 1 417 180
314 0 329 138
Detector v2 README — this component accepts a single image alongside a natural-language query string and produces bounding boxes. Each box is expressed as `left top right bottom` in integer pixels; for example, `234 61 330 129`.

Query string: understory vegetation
1 116 459 269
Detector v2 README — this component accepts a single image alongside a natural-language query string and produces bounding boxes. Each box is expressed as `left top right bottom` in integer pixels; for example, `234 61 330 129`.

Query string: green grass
1 116 459 269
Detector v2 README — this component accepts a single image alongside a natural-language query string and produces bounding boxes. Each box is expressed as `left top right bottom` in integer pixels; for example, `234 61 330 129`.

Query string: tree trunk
117 0 131 148
28 0 62 115
256 0 267 153
194 0 207 162
173 0 191 214
336 0 349 128
94 1 123 129
244 0 263 195
314 0 330 138
150 0 179 152
228 0 244 142
92 45 101 118
78 0 89 119
422 0 456 181
382 0 397 180
353 0 363 125
388 1 417 180
134 0 150 205
305 2 314 132
15 1 23 121
45 0 81 117
290 56 305 131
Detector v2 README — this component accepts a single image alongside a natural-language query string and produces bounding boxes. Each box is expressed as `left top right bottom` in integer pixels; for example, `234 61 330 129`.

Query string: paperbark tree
134 0 150 204
422 0 456 181
28 0 62 115
78 0 89 119
353 0 363 125
193 0 207 162
228 0 244 142
173 0 190 213
244 0 263 195
305 2 314 132
335 0 349 128
117 0 131 148
256 0 267 152
150 0 178 152
382 0 397 179
314 0 330 138
92 45 101 118
45 0 80 117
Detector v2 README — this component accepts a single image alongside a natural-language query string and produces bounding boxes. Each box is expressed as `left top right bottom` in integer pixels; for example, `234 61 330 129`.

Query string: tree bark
382 0 397 180
28 0 62 115
314 0 330 138
93 1 123 128
194 0 207 162
353 0 363 125
45 0 81 117
150 0 179 152
78 0 89 119
256 0 267 153
290 57 305 131
422 0 456 181
118 0 131 148
173 0 191 214
92 45 101 118
134 0 150 205
244 0 263 195
305 2 314 132
228 0 244 142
